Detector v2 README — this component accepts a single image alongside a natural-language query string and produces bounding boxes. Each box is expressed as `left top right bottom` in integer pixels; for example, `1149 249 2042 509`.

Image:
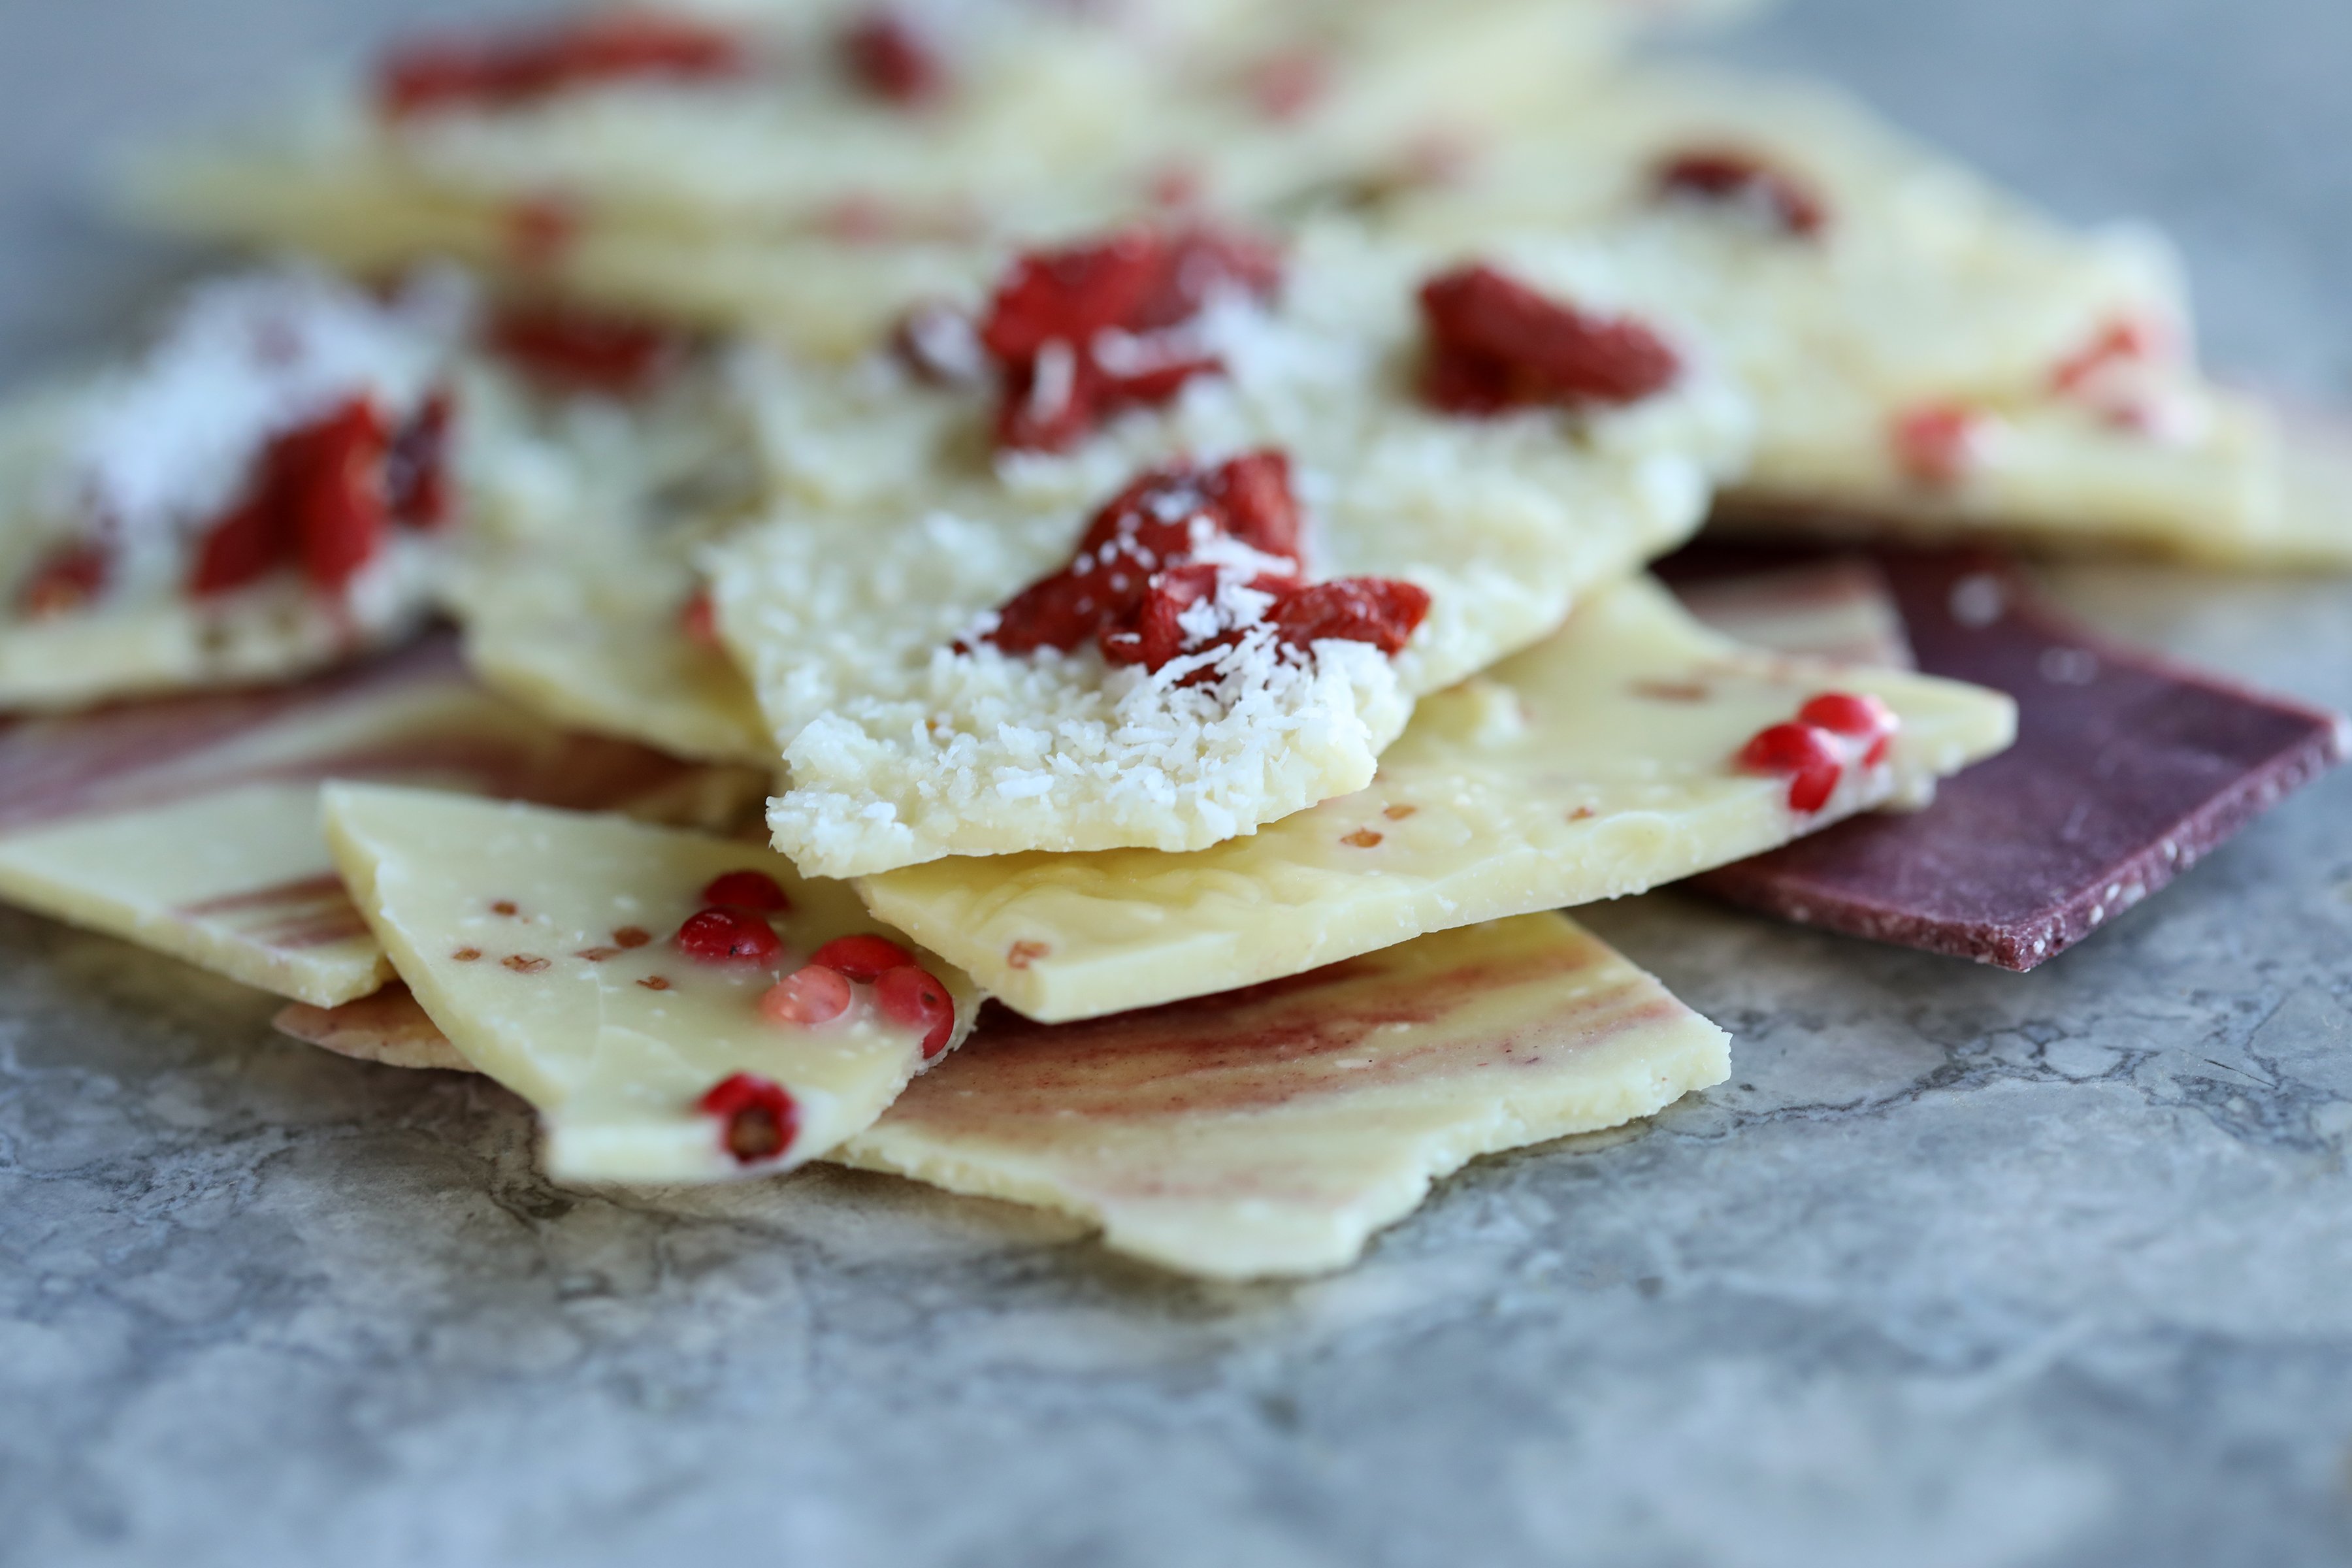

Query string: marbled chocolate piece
1680 546 2349 968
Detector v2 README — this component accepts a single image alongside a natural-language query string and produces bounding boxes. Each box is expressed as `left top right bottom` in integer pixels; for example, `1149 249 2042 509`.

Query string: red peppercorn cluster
1737 691 1899 813
975 225 1284 451
1418 265 1682 417
982 451 1430 678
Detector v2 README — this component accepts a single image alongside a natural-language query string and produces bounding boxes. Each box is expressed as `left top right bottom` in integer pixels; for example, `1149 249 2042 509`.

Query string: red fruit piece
808 933 915 983
700 869 791 913
188 398 391 599
697 1072 800 1165
675 906 783 965
379 11 749 120
1208 448 1301 559
761 965 853 1026
385 388 455 530
1103 561 1223 670
15 541 110 618
1247 49 1327 123
1418 265 1681 415
1656 148 1828 238
1892 404 1989 488
282 399 393 593
874 964 956 1059
1739 721 1844 813
841 8 947 106
980 228 1166 365
977 225 1284 453
488 302 683 395
1267 577 1432 657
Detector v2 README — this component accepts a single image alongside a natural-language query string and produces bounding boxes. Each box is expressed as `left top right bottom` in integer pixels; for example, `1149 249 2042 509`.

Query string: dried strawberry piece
977 225 1284 453
980 452 1426 677
15 540 110 618
1740 721 1844 813
1656 148 1828 238
379 11 749 120
808 934 915 984
874 964 956 1058
679 589 723 650
841 8 947 106
675 906 783 965
189 494 289 598
487 302 683 395
385 388 455 530
1102 561 1222 670
698 1072 799 1165
1418 265 1680 415
1267 577 1432 657
281 399 392 594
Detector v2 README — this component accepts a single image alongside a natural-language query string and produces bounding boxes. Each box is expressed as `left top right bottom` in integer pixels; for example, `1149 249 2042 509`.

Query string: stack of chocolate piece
0 0 2340 1279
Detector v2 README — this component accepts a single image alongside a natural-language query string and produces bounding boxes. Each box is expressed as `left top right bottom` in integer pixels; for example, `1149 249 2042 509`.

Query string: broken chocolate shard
1669 544 2349 970
275 983 474 1072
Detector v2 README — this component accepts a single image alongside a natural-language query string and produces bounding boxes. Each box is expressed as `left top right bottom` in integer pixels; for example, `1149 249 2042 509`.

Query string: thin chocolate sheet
1669 545 2349 969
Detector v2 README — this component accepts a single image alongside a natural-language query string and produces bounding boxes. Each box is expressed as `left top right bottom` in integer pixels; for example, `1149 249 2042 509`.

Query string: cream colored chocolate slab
446 357 774 764
0 636 762 1007
837 913 1729 1280
714 224 1746 877
1384 65 2342 566
857 576 2013 1022
323 786 981 1183
130 0 1645 361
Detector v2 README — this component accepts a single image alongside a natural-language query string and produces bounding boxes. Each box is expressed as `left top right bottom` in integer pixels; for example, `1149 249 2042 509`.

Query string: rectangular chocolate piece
1670 544 2349 970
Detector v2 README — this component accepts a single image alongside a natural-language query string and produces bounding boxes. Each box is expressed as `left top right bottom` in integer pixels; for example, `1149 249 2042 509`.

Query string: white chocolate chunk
0 270 467 711
0 636 762 1006
447 357 773 763
713 225 1748 877
838 913 1729 1279
323 785 982 1182
1385 65 2332 565
857 576 2014 1022
127 0 1660 361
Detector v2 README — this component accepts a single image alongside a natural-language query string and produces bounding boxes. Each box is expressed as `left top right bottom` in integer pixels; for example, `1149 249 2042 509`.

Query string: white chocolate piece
713 225 1748 877
0 270 466 711
0 636 762 1006
838 912 1729 1279
129 0 1650 360
447 360 773 764
857 576 2014 1022
323 785 982 1182
1386 65 2336 566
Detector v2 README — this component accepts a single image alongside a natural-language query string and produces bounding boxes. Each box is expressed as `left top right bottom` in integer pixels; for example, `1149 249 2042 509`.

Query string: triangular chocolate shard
1676 546 2349 970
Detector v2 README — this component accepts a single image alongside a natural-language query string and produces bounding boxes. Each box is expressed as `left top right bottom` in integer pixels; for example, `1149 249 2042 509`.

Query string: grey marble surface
6 3 2352 1565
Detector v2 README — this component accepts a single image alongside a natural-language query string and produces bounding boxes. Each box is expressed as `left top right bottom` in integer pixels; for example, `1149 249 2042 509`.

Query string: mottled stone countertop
5 3 2352 1565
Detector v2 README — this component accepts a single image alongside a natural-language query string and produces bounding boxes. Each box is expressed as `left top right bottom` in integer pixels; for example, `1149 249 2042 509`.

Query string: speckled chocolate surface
7 3 2352 1567
1687 547 2347 968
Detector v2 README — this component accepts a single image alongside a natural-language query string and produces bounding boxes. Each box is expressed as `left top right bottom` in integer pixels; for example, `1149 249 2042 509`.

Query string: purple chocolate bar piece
1680 547 2349 970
